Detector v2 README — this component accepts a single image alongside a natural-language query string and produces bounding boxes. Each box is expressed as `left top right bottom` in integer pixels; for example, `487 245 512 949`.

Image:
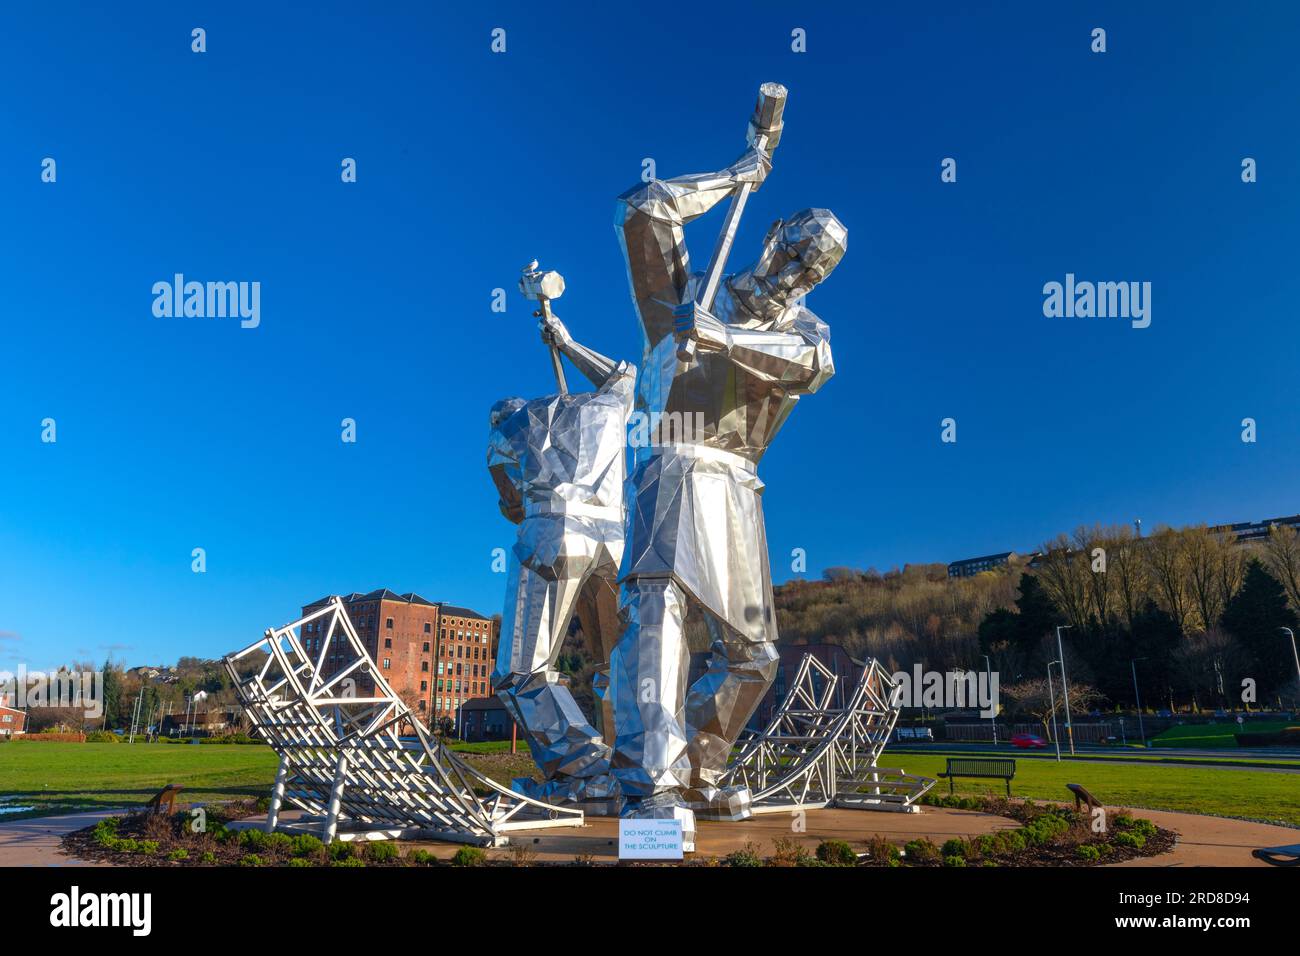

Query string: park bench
937 758 1015 796
1253 843 1300 867
1067 782 1103 813
145 784 184 815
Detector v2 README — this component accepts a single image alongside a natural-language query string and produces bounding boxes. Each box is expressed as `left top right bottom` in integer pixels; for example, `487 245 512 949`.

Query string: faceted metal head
489 396 526 429
751 207 848 303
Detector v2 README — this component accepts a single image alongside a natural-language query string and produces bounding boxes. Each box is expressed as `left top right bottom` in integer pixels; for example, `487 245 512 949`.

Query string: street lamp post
1130 657 1148 749
1056 624 1075 755
982 654 997 747
1047 660 1062 762
1282 629 1300 699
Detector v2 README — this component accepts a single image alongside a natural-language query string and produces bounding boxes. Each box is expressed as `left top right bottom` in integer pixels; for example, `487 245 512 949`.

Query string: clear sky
2 2 1297 671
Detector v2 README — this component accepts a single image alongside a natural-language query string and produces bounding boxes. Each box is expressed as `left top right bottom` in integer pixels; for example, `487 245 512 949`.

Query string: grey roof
438 605 491 621
457 696 507 712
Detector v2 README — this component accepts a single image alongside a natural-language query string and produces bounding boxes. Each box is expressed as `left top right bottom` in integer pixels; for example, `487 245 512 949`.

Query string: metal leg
265 755 289 833
323 752 348 843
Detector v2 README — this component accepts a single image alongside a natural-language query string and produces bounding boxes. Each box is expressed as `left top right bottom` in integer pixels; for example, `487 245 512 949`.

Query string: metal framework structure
717 654 935 815
224 597 584 845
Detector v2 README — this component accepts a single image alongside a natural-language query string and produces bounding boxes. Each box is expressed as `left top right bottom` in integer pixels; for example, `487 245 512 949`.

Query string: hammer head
519 264 565 301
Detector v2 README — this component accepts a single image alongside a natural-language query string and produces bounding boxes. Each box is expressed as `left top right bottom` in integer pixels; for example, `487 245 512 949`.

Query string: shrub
167 848 188 861
330 857 365 867
1113 831 1146 850
864 834 901 866
451 846 486 867
1076 844 1101 862
943 855 967 867
724 844 763 867
941 838 968 859
115 838 140 853
84 731 121 743
995 830 1027 854
408 849 435 866
1115 816 1157 839
239 854 264 867
903 838 940 863
240 829 268 850
328 842 354 861
264 833 294 855
137 840 159 855
287 858 313 867
199 851 217 864
816 839 858 867
290 834 324 858
769 837 813 867
368 841 399 863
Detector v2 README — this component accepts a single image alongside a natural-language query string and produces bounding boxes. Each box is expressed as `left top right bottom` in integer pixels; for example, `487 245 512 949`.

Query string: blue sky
2 3 1297 670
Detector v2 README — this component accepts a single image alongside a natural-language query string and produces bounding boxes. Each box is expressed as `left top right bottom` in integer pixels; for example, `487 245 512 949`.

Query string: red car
1011 733 1048 749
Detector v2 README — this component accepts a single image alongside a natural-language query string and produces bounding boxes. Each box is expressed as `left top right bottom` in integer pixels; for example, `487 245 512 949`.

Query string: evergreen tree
1222 560 1300 698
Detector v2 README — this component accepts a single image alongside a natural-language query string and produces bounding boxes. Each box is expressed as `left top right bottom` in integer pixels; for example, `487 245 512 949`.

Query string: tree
1221 560 1300 698
1261 523 1300 613
1001 678 1103 739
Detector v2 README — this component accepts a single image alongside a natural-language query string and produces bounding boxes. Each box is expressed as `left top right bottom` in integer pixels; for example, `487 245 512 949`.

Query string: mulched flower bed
65 795 1174 868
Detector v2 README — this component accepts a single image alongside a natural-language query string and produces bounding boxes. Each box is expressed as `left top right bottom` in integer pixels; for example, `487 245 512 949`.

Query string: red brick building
435 606 497 726
0 692 27 737
300 592 497 728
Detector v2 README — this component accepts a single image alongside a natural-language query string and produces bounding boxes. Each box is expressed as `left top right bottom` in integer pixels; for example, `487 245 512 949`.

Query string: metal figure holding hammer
487 264 635 803
609 82 848 830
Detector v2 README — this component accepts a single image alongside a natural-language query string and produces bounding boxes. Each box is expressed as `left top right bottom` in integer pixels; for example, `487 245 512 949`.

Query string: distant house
160 708 238 738
947 552 1017 578
0 693 27 737
457 696 512 742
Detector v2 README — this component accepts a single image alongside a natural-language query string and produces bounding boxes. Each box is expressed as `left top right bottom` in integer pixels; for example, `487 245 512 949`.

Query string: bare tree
1036 534 1091 630
1002 678 1103 739
1145 525 1193 633
1109 527 1149 632
1261 523 1300 612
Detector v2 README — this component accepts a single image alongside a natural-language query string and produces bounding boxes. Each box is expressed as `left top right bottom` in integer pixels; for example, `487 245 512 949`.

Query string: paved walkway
0 810 118 867
1108 807 1298 867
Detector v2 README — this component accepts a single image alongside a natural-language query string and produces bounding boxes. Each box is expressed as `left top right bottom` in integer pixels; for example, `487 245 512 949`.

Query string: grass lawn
0 742 280 820
881 749 1300 827
4 740 1296 829
1148 720 1298 749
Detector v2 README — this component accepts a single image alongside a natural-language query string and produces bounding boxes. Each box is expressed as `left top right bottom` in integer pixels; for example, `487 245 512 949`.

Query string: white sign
618 819 683 860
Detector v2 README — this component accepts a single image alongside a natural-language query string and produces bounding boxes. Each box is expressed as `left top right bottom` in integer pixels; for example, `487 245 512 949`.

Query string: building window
421 661 429 672
384 638 392 648
382 658 391 669
422 641 430 652
421 681 428 692
386 617 394 629
418 700 426 711
424 622 432 633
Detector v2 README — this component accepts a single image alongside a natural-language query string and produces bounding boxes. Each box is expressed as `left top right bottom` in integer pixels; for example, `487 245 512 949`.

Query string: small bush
943 855 967 867
239 829 269 850
239 854 264 867
167 848 188 861
451 846 486 867
864 834 900 866
200 851 217 864
291 834 325 858
136 840 159 855
287 858 313 867
903 838 940 863
1113 831 1146 850
816 839 858 867
368 841 399 863
769 837 814 867
408 849 436 866
940 838 968 859
724 843 763 867
330 857 365 867
1076 844 1101 862
328 842 354 861
84 731 121 743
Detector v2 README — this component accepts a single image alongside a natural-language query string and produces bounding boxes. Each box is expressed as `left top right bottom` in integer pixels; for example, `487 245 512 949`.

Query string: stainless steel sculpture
225 598 584 845
488 265 634 804
719 654 935 815
608 82 848 825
